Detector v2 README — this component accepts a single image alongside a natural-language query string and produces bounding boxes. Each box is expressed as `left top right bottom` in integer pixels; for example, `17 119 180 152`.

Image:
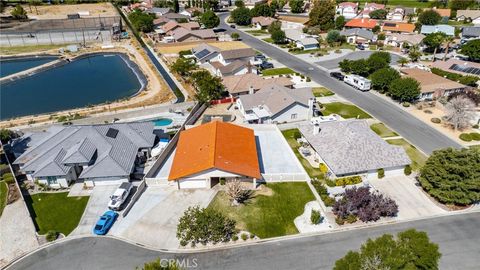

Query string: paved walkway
0 200 39 268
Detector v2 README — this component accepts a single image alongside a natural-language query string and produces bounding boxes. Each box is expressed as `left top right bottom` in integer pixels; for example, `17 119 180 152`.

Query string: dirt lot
278 15 309 24
2 3 118 20
156 41 250 54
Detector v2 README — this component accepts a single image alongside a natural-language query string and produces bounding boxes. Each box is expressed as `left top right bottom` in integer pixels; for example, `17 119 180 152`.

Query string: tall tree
308 0 335 31
271 29 286 44
10 4 28 20
370 68 400 92
334 229 441 270
460 39 480 61
388 77 421 102
442 36 455 61
173 0 180 12
289 0 305 13
418 10 442 25
231 6 252 25
250 3 275 17
334 15 345 30
200 10 220 28
445 96 476 130
369 9 387 19
422 32 446 61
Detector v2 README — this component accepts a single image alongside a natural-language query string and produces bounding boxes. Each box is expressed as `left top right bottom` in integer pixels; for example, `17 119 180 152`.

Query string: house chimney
249 85 254 95
313 123 320 135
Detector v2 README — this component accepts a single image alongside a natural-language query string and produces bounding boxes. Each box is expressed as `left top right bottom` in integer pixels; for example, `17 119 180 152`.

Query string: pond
0 54 144 121
0 56 57 78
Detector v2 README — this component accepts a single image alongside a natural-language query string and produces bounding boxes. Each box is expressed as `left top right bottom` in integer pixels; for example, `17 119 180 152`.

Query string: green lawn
261 67 295 76
312 87 334 97
386 139 428 171
208 182 315 238
262 37 274 43
282 129 324 180
0 181 7 217
356 0 432 8
370 123 398 138
321 102 371 119
447 20 474 27
290 48 325 55
245 29 269 36
26 192 89 235
0 44 67 55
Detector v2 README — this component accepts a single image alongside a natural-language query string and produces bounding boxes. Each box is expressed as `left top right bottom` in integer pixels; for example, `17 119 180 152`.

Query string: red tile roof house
168 121 261 189
344 18 377 30
359 2 385 18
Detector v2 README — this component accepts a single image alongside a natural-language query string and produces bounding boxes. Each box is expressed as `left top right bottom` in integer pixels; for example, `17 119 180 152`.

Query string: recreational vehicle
344 74 371 91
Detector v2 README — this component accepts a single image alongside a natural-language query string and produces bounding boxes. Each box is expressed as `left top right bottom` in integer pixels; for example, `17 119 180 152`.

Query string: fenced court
0 16 122 46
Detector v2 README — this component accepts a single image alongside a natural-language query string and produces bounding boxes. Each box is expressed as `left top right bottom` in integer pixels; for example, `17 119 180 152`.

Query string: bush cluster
311 180 335 207
377 168 385 179
1 172 14 184
431 68 479 87
404 165 412 176
335 176 362 186
319 163 328 173
45 230 57 242
431 118 441 124
459 133 480 141
333 187 398 223
310 209 322 224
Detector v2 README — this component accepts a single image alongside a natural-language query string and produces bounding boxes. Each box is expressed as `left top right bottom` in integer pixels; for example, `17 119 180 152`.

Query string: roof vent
106 128 119 139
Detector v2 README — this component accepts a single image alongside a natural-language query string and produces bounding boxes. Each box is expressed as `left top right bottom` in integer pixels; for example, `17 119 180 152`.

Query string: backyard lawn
26 192 89 235
262 67 295 76
386 139 428 171
321 102 371 119
0 181 7 217
282 129 324 180
208 182 315 238
312 87 334 97
370 123 398 138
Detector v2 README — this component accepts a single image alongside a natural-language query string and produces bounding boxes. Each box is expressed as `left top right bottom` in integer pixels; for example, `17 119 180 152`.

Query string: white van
344 74 371 91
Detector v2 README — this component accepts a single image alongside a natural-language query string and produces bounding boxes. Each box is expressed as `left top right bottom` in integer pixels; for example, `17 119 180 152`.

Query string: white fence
262 173 308 182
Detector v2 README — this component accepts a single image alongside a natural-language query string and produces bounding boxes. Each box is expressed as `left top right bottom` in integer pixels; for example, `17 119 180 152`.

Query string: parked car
344 74 371 91
108 182 133 210
330 72 344 81
229 24 236 28
356 44 365 50
260 61 274 69
93 211 118 235
254 54 266 61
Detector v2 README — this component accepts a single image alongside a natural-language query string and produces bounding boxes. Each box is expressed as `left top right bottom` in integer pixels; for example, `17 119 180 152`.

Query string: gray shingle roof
340 28 375 40
298 120 410 176
462 26 480 38
15 123 155 179
220 48 256 60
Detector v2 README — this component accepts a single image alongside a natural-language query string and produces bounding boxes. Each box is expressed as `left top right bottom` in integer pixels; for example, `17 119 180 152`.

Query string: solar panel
449 64 480 76
106 128 119 139
194 49 210 59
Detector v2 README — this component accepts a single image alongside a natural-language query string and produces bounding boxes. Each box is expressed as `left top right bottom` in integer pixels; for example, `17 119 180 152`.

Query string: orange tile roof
168 121 261 180
345 18 377 29
427 8 451 17
382 22 415 33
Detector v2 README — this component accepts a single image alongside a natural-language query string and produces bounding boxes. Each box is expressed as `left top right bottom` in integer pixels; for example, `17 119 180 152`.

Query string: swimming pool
153 118 173 126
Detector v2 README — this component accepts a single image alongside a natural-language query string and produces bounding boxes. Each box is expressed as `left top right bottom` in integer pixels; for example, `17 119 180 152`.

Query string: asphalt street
7 212 480 270
316 50 401 69
219 13 462 154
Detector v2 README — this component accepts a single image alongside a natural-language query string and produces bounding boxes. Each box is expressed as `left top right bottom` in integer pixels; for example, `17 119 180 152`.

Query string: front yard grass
370 123 398 138
282 129 324 180
0 181 7 217
208 182 315 238
26 192 89 235
321 102 371 119
261 67 295 76
312 87 334 97
262 37 274 43
386 139 427 171
245 29 268 36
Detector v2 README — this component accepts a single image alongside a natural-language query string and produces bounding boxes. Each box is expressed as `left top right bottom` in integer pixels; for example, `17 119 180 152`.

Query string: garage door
178 179 207 189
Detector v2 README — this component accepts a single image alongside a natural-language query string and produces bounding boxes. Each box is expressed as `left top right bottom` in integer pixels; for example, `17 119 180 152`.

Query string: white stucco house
336 2 358 19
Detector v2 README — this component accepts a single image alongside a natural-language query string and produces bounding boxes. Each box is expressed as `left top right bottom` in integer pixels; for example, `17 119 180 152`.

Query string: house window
46 176 58 185
291 113 298 119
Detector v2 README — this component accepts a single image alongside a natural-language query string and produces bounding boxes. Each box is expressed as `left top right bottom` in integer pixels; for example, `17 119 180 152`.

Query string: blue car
93 210 118 235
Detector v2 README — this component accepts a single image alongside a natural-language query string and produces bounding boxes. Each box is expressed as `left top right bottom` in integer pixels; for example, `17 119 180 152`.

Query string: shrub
46 230 57 242
250 234 255 239
306 77 311 82
241 233 248 241
346 214 357 224
470 133 480 141
335 217 345 225
321 195 336 207
311 180 327 195
459 133 472 141
378 168 385 179
1 172 13 179
180 240 188 246
325 179 336 187
404 165 412 176
232 235 239 241
319 163 328 174
335 176 362 186
473 124 479 129
424 109 432 114
431 118 441 124
310 209 322 224
293 130 301 140
219 178 226 185
402 102 410 107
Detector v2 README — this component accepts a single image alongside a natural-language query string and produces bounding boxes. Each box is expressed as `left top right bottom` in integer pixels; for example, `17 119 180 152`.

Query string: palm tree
398 57 409 67
443 36 455 61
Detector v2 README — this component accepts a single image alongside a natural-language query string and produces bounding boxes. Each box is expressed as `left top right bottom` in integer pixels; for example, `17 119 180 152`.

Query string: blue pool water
0 56 57 77
0 54 142 120
153 118 173 126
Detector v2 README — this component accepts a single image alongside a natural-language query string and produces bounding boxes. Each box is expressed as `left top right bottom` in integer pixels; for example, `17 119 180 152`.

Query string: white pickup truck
108 182 133 210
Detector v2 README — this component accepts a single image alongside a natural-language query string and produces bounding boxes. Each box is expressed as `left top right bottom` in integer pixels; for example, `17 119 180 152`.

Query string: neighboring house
381 22 415 33
222 73 294 96
191 43 220 63
244 0 267 9
168 28 217 42
217 48 256 66
462 26 480 39
385 33 425 47
298 120 410 179
13 123 156 188
168 121 261 189
180 7 204 18
252 16 276 29
401 68 468 100
162 20 200 34
426 8 451 20
284 29 319 50
159 12 190 22
456 10 480 24
211 60 257 77
420 24 455 36
344 18 377 29
340 28 375 44
386 6 405 21
237 85 314 124
360 3 385 18
430 59 480 77
336 2 359 19
147 7 172 17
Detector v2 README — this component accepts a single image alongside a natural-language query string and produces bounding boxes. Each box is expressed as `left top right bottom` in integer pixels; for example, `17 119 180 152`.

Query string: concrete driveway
369 176 446 220
70 184 119 236
316 51 401 70
110 186 216 249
